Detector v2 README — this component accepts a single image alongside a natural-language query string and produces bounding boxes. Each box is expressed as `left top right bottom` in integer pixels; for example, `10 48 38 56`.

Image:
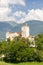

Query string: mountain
0 20 43 40
0 22 17 40
24 20 43 35
12 20 43 35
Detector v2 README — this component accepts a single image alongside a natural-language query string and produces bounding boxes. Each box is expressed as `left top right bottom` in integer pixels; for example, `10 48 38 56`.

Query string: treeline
0 34 43 63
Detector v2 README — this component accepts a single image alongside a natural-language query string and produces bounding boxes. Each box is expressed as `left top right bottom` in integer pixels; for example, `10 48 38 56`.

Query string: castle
6 25 34 43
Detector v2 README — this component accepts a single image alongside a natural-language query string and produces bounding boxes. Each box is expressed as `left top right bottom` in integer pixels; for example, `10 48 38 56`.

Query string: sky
0 0 43 23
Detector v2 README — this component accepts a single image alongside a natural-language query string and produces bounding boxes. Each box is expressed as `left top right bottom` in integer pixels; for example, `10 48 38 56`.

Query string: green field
0 61 43 65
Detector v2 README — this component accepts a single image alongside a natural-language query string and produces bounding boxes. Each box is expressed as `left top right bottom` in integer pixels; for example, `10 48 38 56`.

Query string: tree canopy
0 34 43 62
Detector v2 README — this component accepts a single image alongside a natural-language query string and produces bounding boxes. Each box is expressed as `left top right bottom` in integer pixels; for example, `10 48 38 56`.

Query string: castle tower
21 24 29 38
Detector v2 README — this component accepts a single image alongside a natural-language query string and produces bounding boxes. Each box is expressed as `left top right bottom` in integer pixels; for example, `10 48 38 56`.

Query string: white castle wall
6 32 19 41
21 25 29 38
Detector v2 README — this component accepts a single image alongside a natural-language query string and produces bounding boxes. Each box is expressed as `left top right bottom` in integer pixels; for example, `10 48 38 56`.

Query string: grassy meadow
0 61 43 65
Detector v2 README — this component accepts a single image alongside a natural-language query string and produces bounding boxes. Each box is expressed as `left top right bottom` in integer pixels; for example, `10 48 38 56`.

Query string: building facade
6 32 19 41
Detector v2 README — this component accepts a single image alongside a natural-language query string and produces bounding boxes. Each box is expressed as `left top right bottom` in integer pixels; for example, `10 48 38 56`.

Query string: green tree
35 34 43 61
35 34 43 51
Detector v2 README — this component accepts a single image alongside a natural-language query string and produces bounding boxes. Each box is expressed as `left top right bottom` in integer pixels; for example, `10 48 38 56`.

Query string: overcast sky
0 0 43 23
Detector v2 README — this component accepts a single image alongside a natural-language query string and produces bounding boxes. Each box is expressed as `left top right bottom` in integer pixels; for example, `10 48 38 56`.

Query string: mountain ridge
0 20 43 40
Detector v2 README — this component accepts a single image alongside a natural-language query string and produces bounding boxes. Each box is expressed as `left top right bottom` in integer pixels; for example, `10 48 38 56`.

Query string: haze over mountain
0 20 43 40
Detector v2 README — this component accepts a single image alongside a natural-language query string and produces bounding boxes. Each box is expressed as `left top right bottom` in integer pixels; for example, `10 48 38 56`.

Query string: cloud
25 9 43 21
0 0 25 7
0 0 8 7
12 11 26 23
0 7 11 16
0 8 43 23
0 0 43 23
8 0 25 6
17 9 43 23
0 0 25 21
0 7 16 21
13 11 26 17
